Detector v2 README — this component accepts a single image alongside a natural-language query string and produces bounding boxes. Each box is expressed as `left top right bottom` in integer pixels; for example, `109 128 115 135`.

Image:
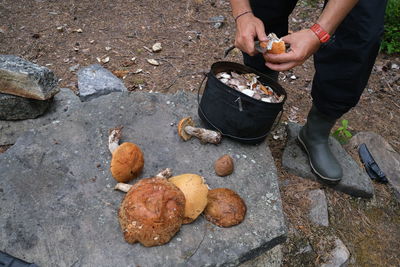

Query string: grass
381 0 400 54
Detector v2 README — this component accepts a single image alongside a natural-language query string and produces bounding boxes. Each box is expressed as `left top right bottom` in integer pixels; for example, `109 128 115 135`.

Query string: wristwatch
310 23 331 43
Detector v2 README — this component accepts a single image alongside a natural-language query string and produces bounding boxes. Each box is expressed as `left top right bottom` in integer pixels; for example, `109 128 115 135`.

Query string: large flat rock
282 123 374 198
0 88 79 145
0 91 286 267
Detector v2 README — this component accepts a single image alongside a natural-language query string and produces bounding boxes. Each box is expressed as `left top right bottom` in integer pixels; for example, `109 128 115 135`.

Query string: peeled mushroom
109 127 144 182
169 174 209 224
214 154 234 176
204 188 246 227
118 177 185 247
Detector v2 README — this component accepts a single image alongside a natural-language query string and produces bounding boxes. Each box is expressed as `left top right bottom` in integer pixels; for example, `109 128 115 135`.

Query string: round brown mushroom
214 154 234 176
204 188 246 227
108 127 144 183
118 177 185 247
169 173 209 224
110 142 144 182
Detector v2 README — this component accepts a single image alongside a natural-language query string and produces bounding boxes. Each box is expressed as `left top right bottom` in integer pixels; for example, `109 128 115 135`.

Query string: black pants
243 0 388 118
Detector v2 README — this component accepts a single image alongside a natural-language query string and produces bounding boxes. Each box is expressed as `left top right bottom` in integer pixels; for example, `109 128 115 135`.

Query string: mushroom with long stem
109 126 144 183
177 117 222 144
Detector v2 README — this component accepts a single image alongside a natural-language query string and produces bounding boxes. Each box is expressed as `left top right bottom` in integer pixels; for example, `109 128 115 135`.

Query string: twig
184 219 208 264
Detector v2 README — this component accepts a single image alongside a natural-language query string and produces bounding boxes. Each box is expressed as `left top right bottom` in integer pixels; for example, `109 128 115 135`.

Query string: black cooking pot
198 61 286 144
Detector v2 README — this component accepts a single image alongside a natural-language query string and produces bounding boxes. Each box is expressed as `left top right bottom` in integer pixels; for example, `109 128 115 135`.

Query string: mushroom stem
114 168 173 193
108 126 123 154
156 168 172 179
114 182 132 192
184 126 222 144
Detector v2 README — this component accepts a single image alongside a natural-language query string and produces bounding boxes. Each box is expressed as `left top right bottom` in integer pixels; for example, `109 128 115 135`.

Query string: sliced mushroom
177 117 222 144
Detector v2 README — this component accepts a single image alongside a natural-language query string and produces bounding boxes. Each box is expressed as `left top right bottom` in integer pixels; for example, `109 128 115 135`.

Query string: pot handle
196 73 284 142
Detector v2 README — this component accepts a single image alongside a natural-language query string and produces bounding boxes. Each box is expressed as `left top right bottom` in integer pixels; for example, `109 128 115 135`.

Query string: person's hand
234 13 268 56
264 29 321 71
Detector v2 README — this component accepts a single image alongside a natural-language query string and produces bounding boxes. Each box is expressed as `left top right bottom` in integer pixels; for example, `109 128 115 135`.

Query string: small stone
308 189 329 227
133 69 142 74
101 57 110 63
76 28 83 33
391 63 399 70
105 46 112 51
147 59 159 66
290 75 297 80
77 64 127 102
56 26 64 32
152 42 162 52
320 238 350 267
0 55 59 100
69 64 80 73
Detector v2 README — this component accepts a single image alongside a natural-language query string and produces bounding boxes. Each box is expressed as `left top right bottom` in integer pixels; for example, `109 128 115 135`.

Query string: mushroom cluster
216 71 284 103
111 128 247 248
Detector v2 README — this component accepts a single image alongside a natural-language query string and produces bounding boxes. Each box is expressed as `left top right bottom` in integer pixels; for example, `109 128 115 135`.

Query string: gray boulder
77 64 126 102
0 93 52 120
0 55 59 100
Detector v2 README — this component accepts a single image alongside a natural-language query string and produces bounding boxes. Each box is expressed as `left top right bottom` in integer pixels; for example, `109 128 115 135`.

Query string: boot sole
297 133 341 184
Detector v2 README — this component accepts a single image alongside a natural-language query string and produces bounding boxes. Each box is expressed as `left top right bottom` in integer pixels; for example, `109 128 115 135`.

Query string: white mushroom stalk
114 168 172 193
178 117 222 144
108 126 123 154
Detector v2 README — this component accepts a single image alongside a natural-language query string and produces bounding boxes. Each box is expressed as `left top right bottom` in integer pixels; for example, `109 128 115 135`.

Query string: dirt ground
1 0 399 266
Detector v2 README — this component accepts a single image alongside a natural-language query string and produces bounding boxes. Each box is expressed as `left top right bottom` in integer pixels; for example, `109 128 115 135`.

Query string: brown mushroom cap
204 188 246 227
169 174 209 224
177 117 195 141
110 142 144 182
214 154 234 176
118 177 185 247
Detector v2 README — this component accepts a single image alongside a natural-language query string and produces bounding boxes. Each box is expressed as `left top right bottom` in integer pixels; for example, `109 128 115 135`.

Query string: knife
358 143 388 183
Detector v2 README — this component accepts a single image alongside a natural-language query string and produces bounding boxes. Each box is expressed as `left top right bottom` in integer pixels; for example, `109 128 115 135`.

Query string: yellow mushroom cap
110 142 144 182
169 173 209 224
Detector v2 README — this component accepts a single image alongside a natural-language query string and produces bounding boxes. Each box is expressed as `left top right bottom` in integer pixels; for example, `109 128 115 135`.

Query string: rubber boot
298 105 343 183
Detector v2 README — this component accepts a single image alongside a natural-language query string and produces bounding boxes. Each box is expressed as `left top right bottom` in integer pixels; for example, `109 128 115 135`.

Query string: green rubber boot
298 105 343 183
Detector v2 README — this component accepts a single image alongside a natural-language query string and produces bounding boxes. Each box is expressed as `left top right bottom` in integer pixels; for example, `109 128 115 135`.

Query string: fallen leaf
147 59 159 66
102 57 110 63
112 70 130 78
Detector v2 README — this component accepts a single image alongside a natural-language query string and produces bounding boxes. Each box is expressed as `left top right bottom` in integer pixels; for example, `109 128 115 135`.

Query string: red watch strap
310 23 330 43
